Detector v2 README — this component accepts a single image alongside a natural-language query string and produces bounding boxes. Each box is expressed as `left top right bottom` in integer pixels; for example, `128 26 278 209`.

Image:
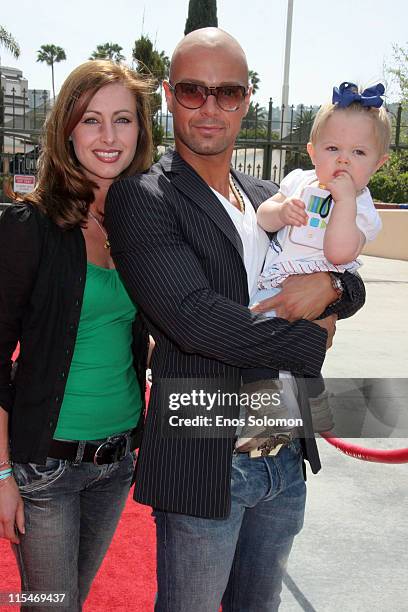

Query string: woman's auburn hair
14 60 154 228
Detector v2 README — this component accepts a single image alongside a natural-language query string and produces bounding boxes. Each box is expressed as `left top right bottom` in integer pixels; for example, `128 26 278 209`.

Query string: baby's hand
279 198 308 227
327 171 357 203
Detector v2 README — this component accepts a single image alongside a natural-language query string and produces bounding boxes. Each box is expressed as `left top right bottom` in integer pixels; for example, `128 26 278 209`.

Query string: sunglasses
169 82 248 112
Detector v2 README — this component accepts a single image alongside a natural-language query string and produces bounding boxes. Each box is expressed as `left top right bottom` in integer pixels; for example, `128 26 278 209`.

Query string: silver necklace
88 211 110 250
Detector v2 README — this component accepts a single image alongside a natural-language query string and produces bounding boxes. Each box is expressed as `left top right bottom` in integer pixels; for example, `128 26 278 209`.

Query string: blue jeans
154 440 306 612
12 451 134 611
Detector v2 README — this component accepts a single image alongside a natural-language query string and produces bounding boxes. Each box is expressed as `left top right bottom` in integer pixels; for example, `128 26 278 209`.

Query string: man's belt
236 432 295 458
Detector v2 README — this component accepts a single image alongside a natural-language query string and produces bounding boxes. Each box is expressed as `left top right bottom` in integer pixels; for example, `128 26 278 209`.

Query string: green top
54 262 141 440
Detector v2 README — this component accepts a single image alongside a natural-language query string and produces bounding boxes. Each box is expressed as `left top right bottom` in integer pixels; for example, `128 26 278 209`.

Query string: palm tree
245 102 268 123
241 102 269 138
0 27 20 165
284 107 317 174
37 44 66 100
89 43 125 63
249 70 260 95
291 107 316 142
0 26 20 58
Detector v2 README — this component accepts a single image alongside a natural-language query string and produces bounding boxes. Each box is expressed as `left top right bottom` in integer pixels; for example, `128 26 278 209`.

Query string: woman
0 60 153 610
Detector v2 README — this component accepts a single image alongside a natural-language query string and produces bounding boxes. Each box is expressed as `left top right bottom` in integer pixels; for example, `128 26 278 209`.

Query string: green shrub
369 171 408 203
369 151 408 203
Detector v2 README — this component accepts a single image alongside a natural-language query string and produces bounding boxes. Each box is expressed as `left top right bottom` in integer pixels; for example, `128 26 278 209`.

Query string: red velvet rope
320 432 408 463
145 381 408 464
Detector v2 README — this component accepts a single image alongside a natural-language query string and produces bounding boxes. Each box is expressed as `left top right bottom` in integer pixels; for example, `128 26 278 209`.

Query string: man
106 28 365 611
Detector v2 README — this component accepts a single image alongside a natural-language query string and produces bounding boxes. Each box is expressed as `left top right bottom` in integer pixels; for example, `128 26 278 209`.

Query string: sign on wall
13 175 36 194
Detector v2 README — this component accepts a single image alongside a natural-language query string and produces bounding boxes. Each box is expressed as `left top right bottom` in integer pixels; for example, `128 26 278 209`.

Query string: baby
237 82 391 452
256 81 390 304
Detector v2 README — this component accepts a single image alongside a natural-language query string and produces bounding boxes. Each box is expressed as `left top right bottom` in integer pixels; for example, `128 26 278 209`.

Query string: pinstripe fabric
105 149 365 519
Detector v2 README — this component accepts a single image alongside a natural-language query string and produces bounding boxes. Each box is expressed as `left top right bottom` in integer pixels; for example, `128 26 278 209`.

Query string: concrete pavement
280 256 408 612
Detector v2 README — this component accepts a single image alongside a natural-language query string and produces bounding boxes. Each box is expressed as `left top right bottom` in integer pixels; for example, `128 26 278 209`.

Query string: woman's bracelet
0 468 13 481
0 460 12 467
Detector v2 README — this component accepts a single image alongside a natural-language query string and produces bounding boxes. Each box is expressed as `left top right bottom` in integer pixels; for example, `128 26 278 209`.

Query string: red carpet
1 350 157 610
0 493 157 611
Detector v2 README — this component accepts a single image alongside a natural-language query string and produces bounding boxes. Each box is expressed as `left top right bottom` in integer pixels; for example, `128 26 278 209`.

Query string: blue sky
2 0 407 108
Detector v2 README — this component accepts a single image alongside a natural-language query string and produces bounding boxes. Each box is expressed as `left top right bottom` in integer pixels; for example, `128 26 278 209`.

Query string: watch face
331 275 343 295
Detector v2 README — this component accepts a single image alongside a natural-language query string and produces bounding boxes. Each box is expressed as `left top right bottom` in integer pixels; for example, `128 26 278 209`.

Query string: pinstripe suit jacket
105 149 365 519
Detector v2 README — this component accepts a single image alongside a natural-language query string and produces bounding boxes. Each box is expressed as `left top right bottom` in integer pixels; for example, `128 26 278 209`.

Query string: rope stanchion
320 432 408 464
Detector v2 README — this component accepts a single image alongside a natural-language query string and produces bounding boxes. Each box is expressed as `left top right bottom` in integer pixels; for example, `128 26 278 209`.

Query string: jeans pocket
13 458 67 493
97 451 135 485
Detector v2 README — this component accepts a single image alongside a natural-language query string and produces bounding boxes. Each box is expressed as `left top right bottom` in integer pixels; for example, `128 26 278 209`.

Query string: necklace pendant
104 239 110 250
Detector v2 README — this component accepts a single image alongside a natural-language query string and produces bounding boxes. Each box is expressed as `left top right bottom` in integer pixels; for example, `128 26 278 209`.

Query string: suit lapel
159 150 244 260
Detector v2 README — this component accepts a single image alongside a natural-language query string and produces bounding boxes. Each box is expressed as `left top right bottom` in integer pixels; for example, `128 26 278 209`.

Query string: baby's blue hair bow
332 82 385 108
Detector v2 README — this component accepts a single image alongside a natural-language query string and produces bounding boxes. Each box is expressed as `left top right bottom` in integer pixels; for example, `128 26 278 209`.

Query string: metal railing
1 86 407 201
158 98 408 182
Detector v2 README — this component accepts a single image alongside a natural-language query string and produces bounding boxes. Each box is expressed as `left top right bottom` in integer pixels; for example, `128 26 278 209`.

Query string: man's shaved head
170 27 248 85
164 28 251 161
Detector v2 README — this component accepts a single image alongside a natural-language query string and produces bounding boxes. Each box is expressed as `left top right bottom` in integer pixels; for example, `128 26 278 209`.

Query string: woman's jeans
154 440 306 612
12 451 134 612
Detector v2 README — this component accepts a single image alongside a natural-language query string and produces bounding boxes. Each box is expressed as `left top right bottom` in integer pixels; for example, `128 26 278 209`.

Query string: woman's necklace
229 175 245 214
88 211 110 249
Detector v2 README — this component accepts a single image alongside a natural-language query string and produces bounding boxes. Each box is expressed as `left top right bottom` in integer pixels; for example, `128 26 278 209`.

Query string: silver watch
329 273 344 299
